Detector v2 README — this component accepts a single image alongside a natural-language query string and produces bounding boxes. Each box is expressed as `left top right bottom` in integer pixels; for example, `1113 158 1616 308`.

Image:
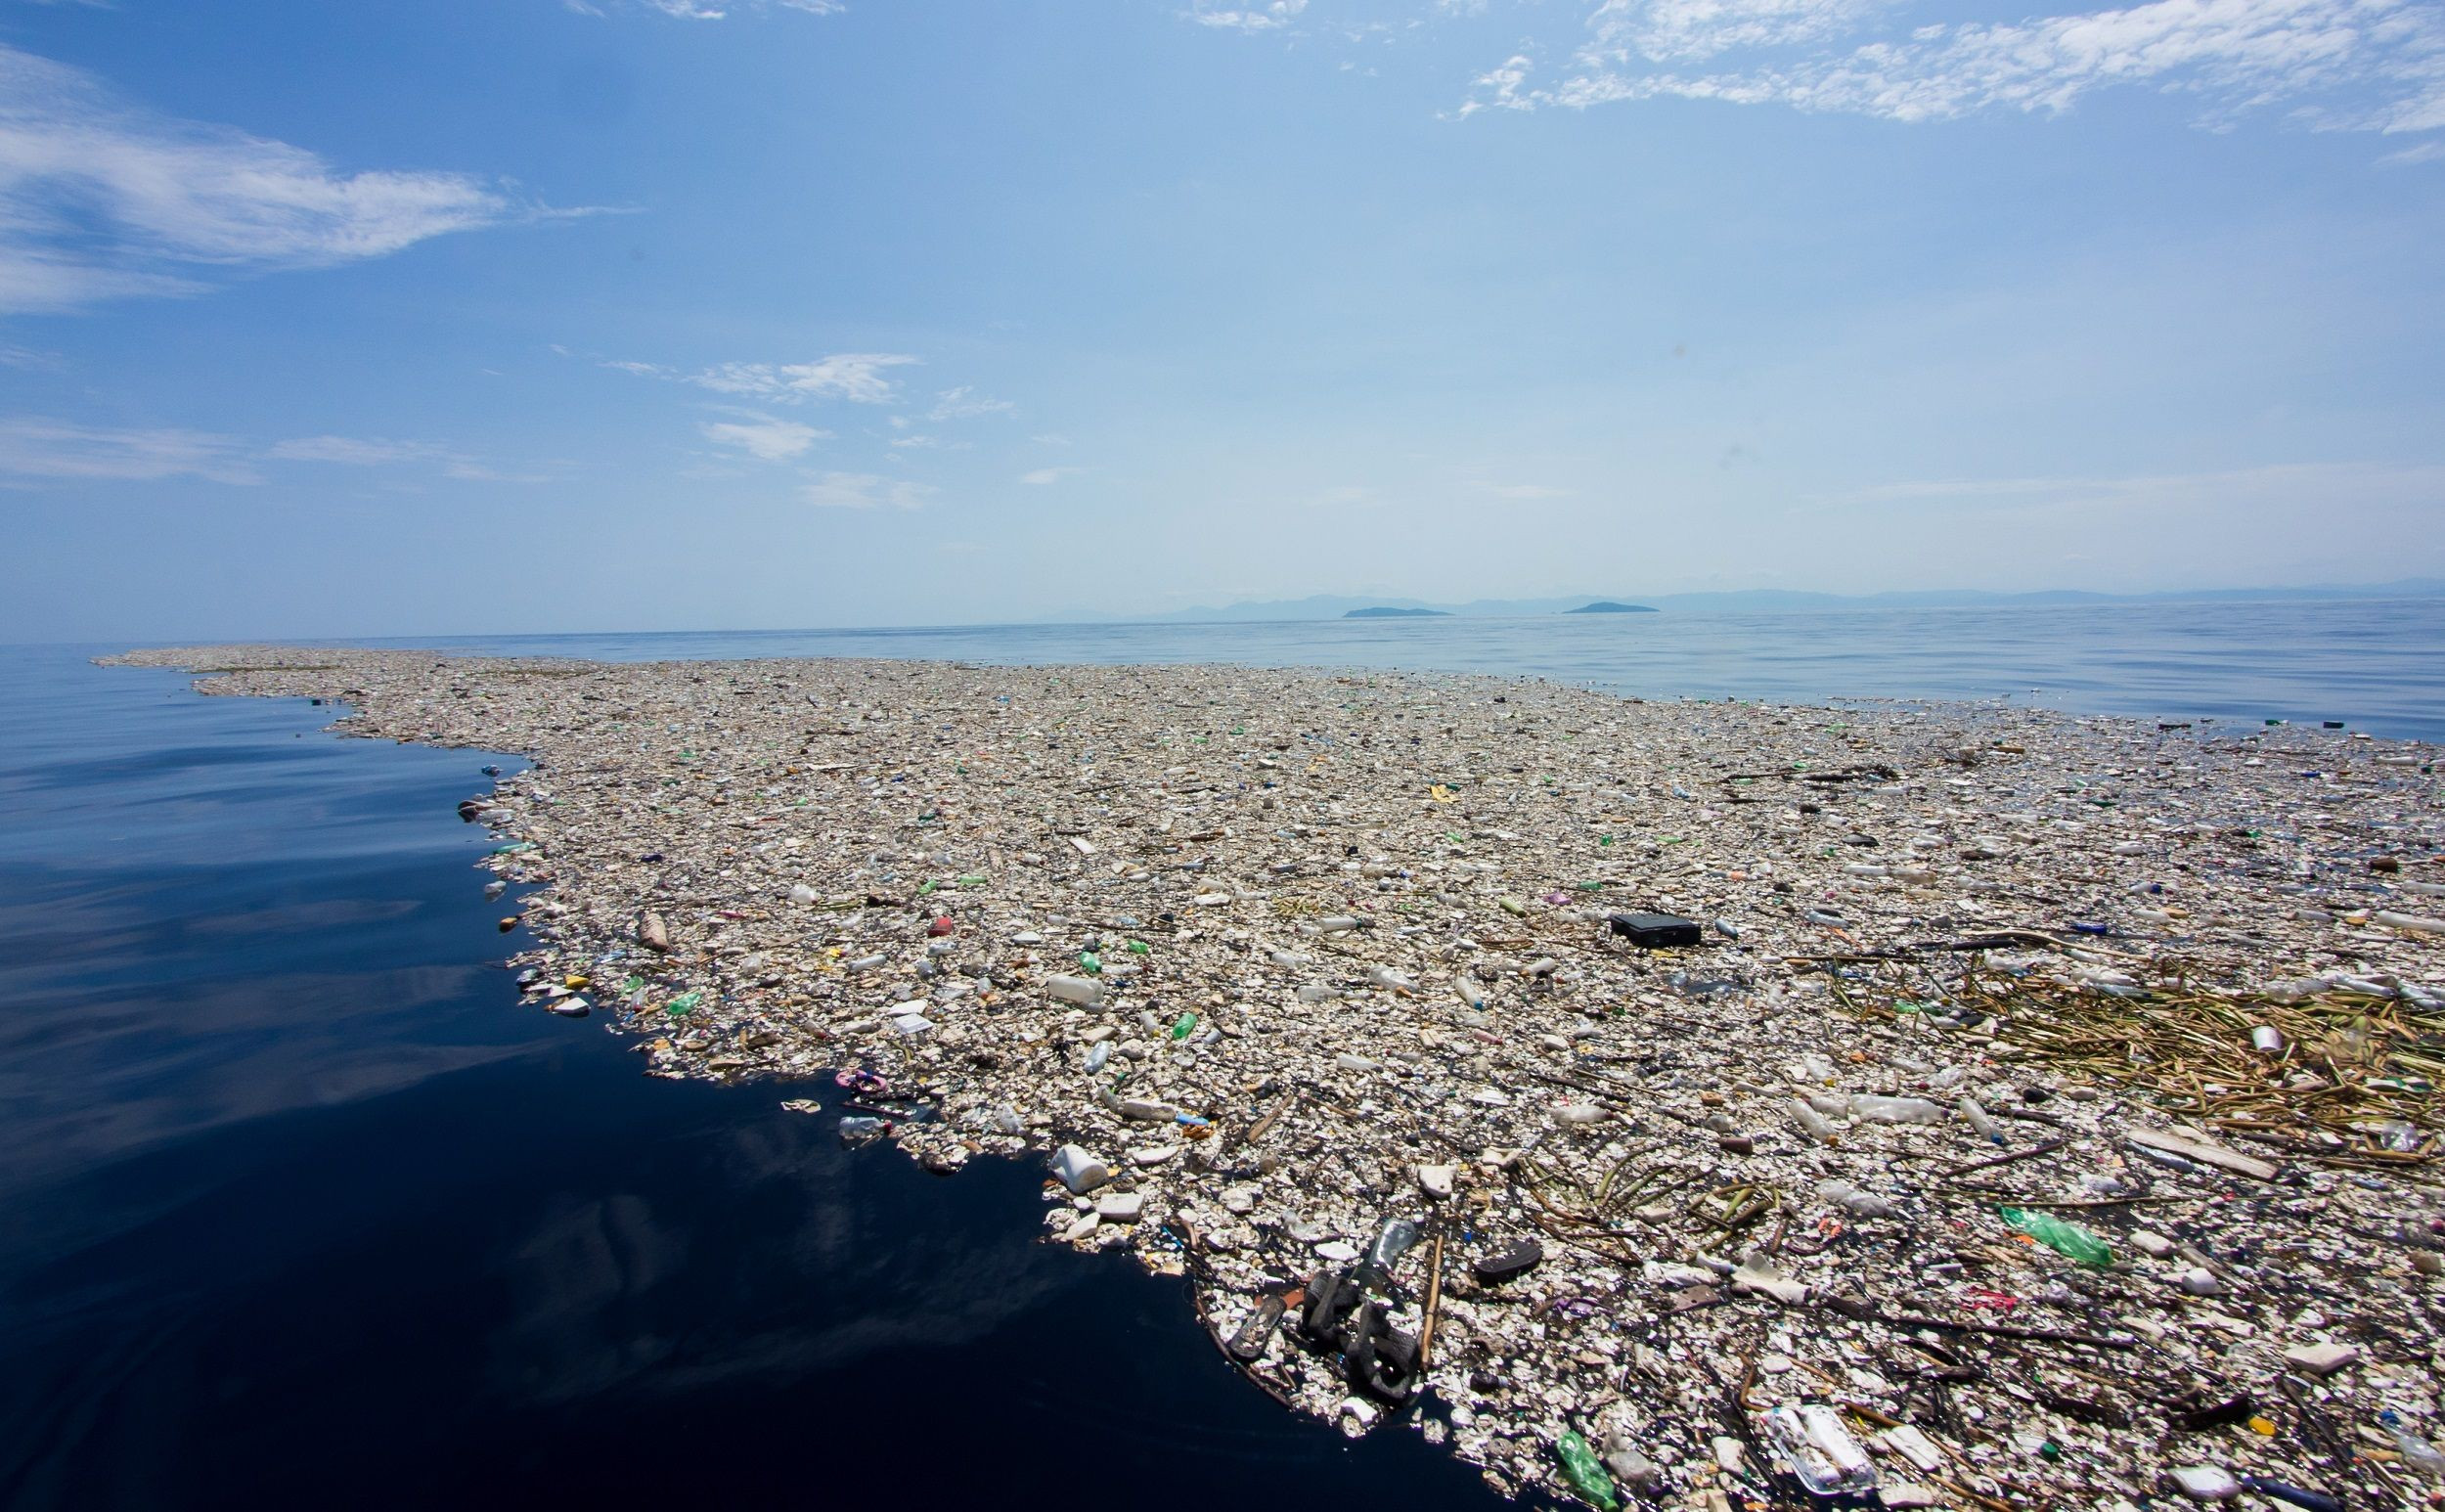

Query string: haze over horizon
4 1 2442 643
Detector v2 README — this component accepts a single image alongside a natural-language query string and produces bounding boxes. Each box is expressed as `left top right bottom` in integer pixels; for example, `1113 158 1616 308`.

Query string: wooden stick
1939 1134 2069 1179
1416 1229 1446 1372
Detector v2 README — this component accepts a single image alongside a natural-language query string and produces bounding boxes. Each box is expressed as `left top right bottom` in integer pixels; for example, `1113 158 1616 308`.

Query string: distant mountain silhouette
1343 606 1450 619
1565 600 1658 614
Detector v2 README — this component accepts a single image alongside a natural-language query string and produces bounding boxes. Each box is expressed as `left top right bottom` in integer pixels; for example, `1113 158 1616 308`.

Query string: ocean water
367 596 2445 741
0 646 1502 1512
4 599 2440 1507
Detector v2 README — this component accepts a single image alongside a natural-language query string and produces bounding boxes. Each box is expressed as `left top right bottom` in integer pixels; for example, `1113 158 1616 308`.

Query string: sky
1 0 2441 640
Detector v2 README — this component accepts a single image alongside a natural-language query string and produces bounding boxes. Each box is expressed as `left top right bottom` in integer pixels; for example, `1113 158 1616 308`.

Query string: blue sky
2 0 2441 638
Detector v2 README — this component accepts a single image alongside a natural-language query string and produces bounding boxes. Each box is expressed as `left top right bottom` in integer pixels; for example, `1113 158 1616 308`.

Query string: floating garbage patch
105 645 2445 1509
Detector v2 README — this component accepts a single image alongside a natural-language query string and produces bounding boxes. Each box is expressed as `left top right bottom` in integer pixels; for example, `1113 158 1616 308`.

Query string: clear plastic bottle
1848 1094 1945 1124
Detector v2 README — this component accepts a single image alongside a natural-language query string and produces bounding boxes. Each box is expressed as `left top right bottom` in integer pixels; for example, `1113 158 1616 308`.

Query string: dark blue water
340 597 2444 741
0 646 1505 1511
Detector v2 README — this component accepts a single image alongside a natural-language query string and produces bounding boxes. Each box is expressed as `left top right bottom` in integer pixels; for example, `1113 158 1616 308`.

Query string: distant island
1081 577 2445 626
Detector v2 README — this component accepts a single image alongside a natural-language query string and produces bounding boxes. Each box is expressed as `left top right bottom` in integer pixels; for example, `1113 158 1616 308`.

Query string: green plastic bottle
1555 1431 1619 1511
1170 1011 1196 1040
1079 951 1101 974
1999 1206 2113 1267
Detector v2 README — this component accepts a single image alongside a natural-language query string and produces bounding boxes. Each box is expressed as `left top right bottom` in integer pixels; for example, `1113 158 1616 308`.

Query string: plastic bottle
1790 1098 1837 1143
1959 1096 2002 1142
1848 1094 1945 1125
2394 1429 2445 1477
1170 1011 1197 1040
1816 1178 1895 1217
1045 974 1104 1006
1554 1431 1620 1511
2000 1206 2113 1267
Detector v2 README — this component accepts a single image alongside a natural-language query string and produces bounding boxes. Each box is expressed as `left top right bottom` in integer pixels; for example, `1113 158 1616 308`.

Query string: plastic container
1051 1144 1111 1193
2000 1205 2113 1267
1554 1430 1619 1511
1045 974 1104 1006
1765 1403 1878 1496
1848 1094 1945 1125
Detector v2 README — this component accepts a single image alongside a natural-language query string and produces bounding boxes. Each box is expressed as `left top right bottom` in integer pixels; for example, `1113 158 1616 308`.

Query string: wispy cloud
802 470 936 510
699 414 827 460
0 43 565 315
1464 0 2445 134
927 385 1016 421
267 435 449 466
1019 466 1082 485
608 353 921 404
2380 139 2445 163
1809 460 2445 516
264 433 543 480
1486 481 1571 499
888 433 969 450
572 0 844 17
0 419 540 486
0 419 259 484
1190 0 1309 33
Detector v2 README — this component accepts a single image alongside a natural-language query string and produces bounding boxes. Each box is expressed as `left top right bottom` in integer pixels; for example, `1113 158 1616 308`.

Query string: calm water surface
0 647 1503 1511
365 598 2445 741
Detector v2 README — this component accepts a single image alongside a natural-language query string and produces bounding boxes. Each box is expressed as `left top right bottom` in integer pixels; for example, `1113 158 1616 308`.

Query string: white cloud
888 433 969 449
927 385 1017 421
1020 466 1083 484
1191 0 1309 33
0 419 258 483
699 415 826 460
683 354 920 404
2380 138 2445 162
1031 432 1073 446
1469 0 2445 133
1487 481 1571 498
1585 0 1890 62
802 470 937 510
0 43 548 315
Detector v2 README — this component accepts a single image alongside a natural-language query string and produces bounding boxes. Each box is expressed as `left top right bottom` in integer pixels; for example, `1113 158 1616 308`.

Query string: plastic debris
105 643 2445 1512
